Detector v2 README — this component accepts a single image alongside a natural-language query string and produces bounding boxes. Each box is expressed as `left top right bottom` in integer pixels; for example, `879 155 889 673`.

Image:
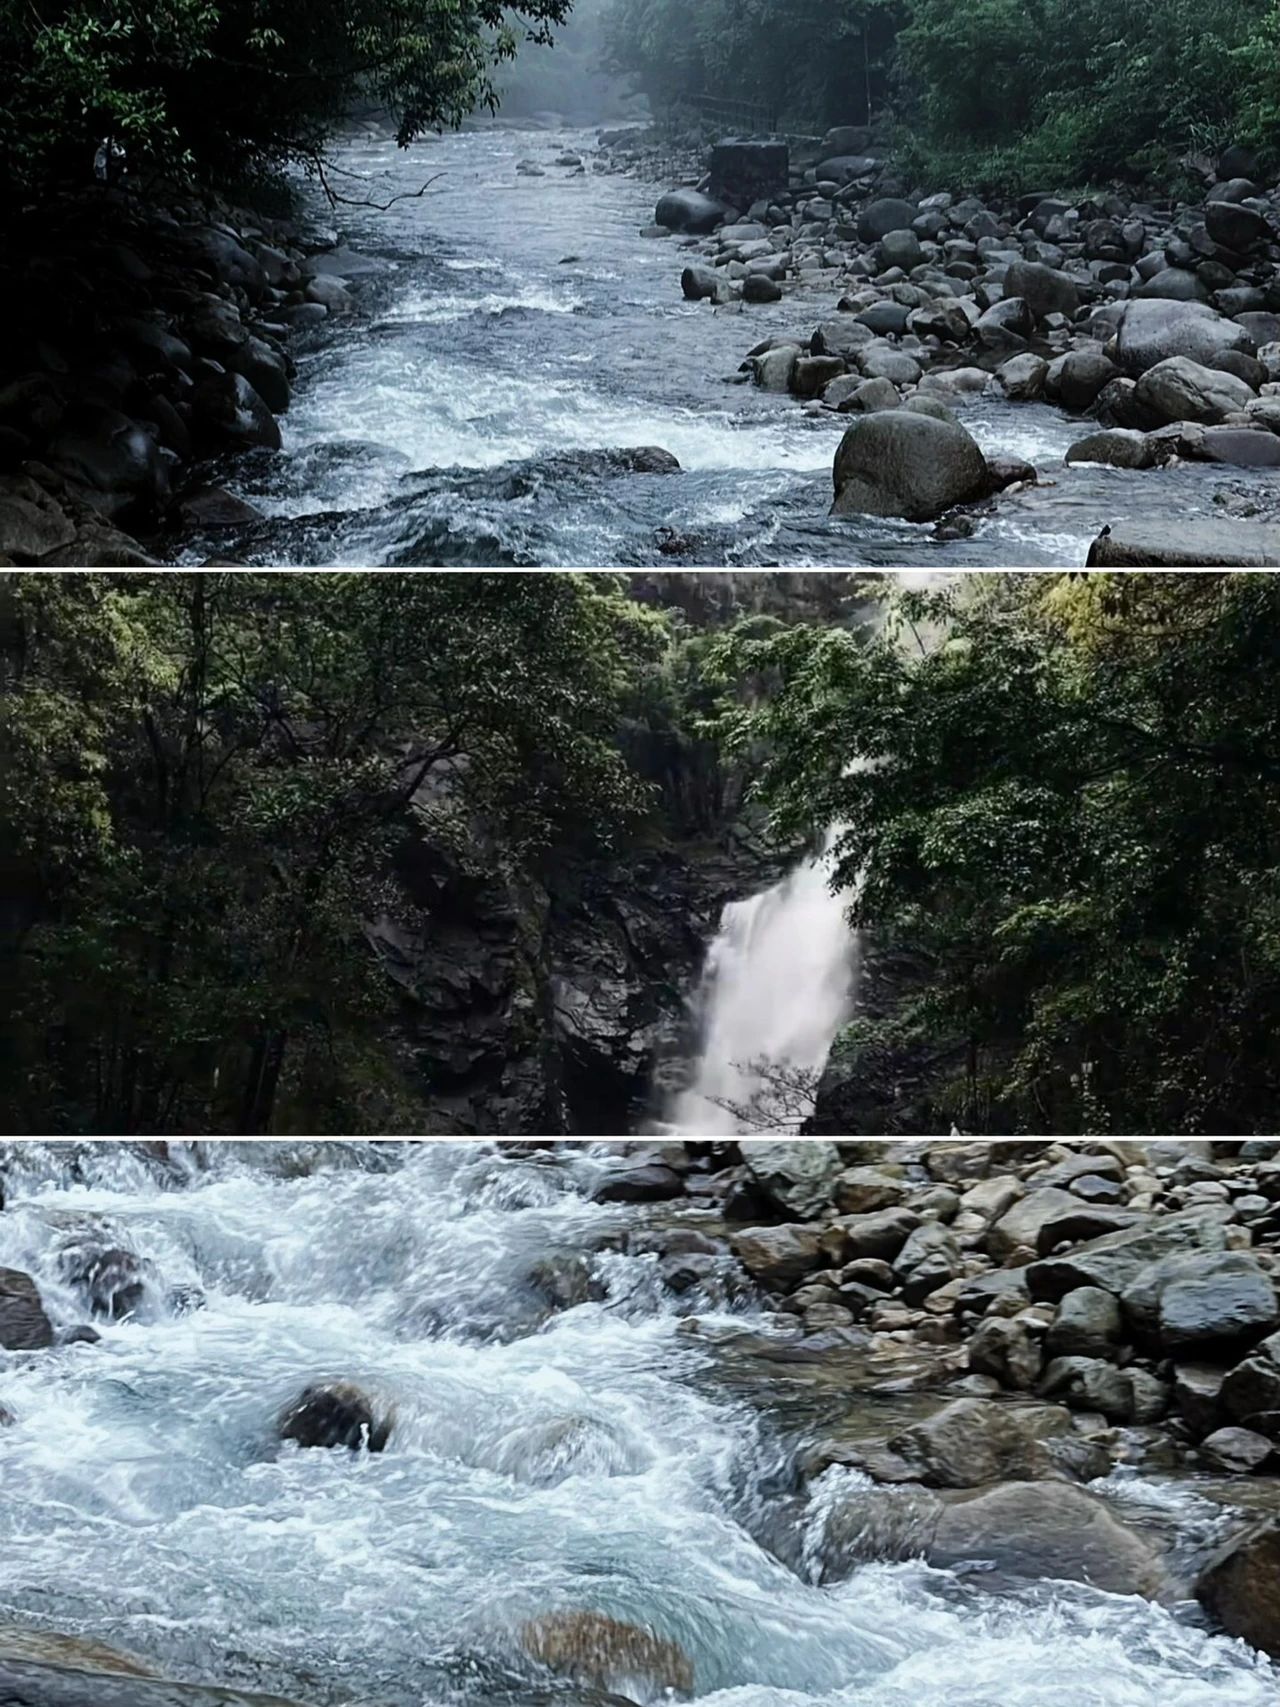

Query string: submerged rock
1197 1519 1280 1658
0 1268 54 1350
521 1610 694 1698
278 1382 392 1452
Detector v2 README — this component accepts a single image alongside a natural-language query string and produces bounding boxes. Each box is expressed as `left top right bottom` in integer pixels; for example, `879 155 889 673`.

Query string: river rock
1026 1206 1235 1303
1199 1425 1275 1473
682 265 729 304
1115 299 1255 375
751 344 801 392
740 1140 841 1217
1196 1520 1280 1658
1221 1336 1280 1435
878 229 922 272
995 353 1048 400
48 408 168 517
856 197 917 242
837 1206 921 1260
1134 356 1255 425
655 190 726 234
1087 520 1280 566
966 1315 1042 1389
192 371 282 452
987 1186 1082 1260
1066 428 1158 468
1135 267 1209 302
1124 1250 1278 1352
812 317 874 359
592 1161 685 1203
1200 426 1280 467
60 1244 146 1319
1204 199 1272 253
1046 1286 1123 1359
0 475 78 561
831 411 988 523
930 1481 1165 1596
1003 260 1079 322
886 1398 1083 1488
521 1610 693 1698
742 273 782 304
1047 348 1118 411
0 1656 307 1707
278 1381 392 1451
0 1268 54 1349
730 1224 836 1284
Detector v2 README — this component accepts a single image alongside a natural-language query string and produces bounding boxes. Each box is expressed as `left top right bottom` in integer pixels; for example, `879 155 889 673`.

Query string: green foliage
0 572 650 1135
899 0 1278 187
0 0 571 200
602 0 903 129
711 574 1280 1136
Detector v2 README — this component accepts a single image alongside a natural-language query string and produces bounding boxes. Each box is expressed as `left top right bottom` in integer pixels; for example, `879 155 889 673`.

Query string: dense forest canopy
712 572 1280 1137
0 0 572 200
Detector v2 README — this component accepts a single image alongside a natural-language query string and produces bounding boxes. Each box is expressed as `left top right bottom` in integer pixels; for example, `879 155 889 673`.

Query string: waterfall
665 574 949 1138
666 831 857 1136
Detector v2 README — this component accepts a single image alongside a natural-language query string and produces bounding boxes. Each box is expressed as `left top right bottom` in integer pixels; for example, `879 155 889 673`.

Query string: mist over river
174 129 1248 569
2 1143 1277 1707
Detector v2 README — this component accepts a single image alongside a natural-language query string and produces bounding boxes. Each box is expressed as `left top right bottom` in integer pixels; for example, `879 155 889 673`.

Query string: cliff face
376 574 867 1137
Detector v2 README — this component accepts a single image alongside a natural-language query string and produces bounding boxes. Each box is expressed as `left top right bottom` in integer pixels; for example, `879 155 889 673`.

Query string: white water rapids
1 1142 1274 1707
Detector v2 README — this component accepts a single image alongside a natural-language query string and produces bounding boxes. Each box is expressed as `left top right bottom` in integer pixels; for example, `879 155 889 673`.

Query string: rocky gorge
0 1139 1277 1707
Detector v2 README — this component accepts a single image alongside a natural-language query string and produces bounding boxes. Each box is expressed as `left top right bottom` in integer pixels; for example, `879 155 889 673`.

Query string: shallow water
172 129 1263 569
1 1142 1276 1707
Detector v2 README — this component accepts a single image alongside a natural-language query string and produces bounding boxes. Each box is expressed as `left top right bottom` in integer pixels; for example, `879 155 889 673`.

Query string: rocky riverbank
0 182 388 567
623 125 1280 560
576 1136 1280 1657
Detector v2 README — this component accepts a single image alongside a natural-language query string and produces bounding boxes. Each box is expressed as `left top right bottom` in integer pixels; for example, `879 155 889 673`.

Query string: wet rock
175 485 265 529
1196 1520 1280 1659
832 1166 907 1214
1004 260 1079 322
1041 1356 1169 1423
0 1628 152 1678
278 1381 392 1451
857 199 919 243
522 1611 693 1699
831 411 988 523
1199 1425 1274 1473
1045 1287 1123 1359
1047 348 1118 411
1027 1207 1235 1302
987 1186 1082 1260
740 1140 841 1218
655 189 727 234
1066 428 1158 469
592 1162 685 1203
0 1269 54 1350
1134 356 1255 425
192 371 282 452
0 475 78 562
60 1245 146 1319
682 265 729 304
1126 1250 1278 1353
995 353 1048 400
930 1480 1165 1596
751 344 801 392
1086 518 1280 567
0 1656 307 1707
1200 426 1280 467
1136 267 1209 303
1115 299 1255 376
1221 1336 1280 1436
730 1224 838 1285
886 1398 1082 1488
742 273 782 304
1174 1362 1228 1434
967 1315 1042 1389
838 1206 921 1260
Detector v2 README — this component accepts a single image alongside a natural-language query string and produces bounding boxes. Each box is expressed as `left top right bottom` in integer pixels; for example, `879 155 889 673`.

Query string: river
176 128 1247 570
2 1142 1275 1707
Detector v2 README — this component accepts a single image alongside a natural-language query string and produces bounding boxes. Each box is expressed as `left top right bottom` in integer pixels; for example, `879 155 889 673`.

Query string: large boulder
1122 1251 1277 1352
739 1139 841 1218
278 1382 392 1451
681 265 730 304
1087 519 1280 567
857 199 919 243
592 1161 685 1203
1204 199 1272 254
1046 1286 1124 1359
831 411 988 522
988 1186 1083 1260
654 189 727 234
1115 299 1255 376
1026 1207 1235 1303
0 1268 54 1349
1134 356 1256 425
1221 1333 1280 1435
930 1481 1165 1596
1196 1520 1280 1658
1047 348 1118 411
192 371 282 452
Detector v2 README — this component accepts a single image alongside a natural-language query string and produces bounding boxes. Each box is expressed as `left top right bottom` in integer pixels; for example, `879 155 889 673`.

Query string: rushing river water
2 1143 1276 1707
176 127 1257 569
